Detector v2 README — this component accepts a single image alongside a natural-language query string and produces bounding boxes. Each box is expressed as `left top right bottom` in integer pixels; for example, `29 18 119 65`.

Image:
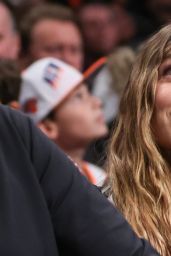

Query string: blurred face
111 5 136 42
53 84 108 149
79 5 120 54
0 4 20 59
146 0 171 23
152 57 171 149
29 19 83 70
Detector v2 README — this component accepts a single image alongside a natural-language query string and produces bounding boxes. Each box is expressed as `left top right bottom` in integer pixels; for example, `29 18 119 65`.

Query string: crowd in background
1 0 171 255
1 0 171 167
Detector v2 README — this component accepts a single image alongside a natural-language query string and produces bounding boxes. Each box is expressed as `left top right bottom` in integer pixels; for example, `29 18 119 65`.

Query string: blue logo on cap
44 63 60 87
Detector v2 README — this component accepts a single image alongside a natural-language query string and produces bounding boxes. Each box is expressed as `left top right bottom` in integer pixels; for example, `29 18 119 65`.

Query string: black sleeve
10 108 160 256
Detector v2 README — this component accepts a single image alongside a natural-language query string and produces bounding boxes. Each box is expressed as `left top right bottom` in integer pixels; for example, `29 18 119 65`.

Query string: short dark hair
0 59 21 104
20 3 79 55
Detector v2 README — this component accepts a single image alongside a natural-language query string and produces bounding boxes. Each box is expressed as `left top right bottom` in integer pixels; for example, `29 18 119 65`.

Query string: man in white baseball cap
19 57 108 186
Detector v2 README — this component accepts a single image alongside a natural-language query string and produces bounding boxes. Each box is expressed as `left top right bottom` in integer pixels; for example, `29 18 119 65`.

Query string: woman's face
152 57 171 149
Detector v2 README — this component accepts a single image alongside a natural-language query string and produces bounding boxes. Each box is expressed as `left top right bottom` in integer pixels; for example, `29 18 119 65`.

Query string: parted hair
106 24 171 256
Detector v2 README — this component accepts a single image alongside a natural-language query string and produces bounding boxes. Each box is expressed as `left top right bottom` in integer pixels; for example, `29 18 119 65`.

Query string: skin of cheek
152 81 171 148
155 81 171 109
55 104 107 146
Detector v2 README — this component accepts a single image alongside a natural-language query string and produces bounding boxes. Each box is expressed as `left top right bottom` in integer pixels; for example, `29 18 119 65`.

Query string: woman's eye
162 67 171 76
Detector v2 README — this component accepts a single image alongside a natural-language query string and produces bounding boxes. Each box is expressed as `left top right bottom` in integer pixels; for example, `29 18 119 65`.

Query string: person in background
0 1 20 60
0 103 160 255
110 1 137 46
106 24 171 255
85 46 136 167
19 57 108 186
92 46 136 125
78 2 121 69
19 3 83 71
126 0 171 47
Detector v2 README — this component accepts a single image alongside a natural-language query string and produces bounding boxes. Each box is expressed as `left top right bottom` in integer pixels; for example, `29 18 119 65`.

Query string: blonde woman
106 24 171 255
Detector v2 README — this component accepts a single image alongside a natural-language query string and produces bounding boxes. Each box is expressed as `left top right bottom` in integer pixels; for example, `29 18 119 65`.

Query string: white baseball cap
19 57 106 123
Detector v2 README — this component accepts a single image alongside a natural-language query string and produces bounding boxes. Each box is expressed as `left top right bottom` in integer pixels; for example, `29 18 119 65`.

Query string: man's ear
38 119 58 140
8 101 21 110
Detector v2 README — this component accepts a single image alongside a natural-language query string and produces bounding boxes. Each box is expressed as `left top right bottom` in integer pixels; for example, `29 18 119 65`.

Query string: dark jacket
0 105 159 256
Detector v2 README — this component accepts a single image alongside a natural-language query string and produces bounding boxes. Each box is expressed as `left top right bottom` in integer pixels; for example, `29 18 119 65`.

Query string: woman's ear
38 119 58 140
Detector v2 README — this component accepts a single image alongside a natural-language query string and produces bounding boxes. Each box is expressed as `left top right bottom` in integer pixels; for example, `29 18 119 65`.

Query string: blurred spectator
126 0 171 47
0 58 21 108
78 2 121 68
19 4 83 70
92 46 136 124
85 47 136 167
0 1 20 60
19 57 108 186
0 105 160 255
145 0 171 25
111 3 136 45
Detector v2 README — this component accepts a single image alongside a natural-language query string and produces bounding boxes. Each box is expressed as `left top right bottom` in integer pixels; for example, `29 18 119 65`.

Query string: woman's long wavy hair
106 24 171 255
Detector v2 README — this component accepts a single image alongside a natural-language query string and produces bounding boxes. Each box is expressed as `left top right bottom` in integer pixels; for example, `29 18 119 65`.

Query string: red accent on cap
23 98 37 113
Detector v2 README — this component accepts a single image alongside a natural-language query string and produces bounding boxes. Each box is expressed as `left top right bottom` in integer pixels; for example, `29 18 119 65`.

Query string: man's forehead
0 3 14 31
33 18 77 30
32 19 81 37
31 19 82 45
